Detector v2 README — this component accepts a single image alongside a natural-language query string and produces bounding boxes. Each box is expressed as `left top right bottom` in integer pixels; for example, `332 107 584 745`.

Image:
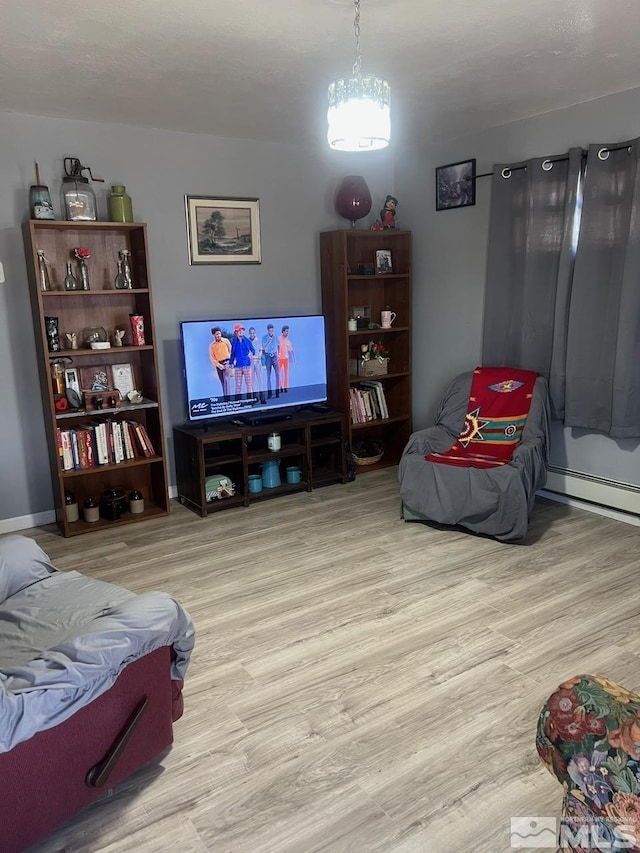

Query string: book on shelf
70 430 81 470
56 418 156 468
130 421 155 457
59 430 73 471
349 382 389 425
360 380 389 419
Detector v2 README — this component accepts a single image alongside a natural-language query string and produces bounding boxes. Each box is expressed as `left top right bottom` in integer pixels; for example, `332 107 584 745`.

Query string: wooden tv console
173 411 347 517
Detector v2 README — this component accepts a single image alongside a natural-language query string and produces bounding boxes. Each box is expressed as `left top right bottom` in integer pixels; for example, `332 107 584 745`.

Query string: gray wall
396 86 640 485
0 111 394 521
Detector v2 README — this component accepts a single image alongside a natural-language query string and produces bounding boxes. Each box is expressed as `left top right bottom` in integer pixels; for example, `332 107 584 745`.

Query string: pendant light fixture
327 0 391 152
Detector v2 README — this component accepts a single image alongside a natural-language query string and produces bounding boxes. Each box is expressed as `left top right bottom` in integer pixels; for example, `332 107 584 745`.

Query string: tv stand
174 411 347 517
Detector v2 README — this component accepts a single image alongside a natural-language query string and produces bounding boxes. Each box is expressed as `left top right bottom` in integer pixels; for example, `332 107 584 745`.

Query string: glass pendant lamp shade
335 175 372 227
328 76 391 152
326 0 391 152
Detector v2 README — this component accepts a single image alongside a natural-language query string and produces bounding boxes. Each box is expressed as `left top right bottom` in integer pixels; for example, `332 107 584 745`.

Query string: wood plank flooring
19 469 640 852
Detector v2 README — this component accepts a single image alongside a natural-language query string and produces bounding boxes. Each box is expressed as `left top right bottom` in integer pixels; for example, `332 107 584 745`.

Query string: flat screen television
180 315 328 425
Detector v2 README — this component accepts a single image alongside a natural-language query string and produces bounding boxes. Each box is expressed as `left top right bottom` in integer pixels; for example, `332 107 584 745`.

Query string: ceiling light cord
353 0 362 78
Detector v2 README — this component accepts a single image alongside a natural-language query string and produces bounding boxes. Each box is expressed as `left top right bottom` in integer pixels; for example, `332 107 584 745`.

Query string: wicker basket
352 451 384 466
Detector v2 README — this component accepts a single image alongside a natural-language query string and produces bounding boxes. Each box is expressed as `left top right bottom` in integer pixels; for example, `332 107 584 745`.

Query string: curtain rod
471 143 632 181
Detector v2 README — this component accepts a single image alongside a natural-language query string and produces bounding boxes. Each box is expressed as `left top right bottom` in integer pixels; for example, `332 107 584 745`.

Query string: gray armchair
398 371 551 542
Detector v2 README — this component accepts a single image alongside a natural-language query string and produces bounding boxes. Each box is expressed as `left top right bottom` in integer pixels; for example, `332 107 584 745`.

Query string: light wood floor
21 469 640 853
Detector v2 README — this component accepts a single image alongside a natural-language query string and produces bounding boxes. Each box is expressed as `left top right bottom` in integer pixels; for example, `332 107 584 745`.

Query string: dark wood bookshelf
23 220 169 536
320 229 413 471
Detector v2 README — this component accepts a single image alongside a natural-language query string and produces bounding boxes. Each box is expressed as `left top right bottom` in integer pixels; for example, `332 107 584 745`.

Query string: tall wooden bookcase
320 229 412 471
23 220 169 536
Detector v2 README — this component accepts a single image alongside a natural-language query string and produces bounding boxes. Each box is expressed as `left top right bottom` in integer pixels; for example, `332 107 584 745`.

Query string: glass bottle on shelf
114 259 128 290
78 258 90 291
37 250 52 292
119 249 134 288
63 261 80 291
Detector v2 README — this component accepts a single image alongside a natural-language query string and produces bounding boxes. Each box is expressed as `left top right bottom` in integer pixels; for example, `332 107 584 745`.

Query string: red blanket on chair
426 366 538 469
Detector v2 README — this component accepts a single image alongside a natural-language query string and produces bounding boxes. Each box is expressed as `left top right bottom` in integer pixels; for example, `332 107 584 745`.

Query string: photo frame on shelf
185 196 261 265
375 249 393 274
435 158 476 211
112 363 135 397
64 367 81 396
79 364 113 392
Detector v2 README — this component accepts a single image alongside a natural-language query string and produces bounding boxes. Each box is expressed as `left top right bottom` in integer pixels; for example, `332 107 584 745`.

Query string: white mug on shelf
381 310 397 328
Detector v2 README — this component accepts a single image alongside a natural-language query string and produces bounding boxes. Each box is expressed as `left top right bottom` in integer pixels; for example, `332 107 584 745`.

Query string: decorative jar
61 176 97 221
108 185 134 222
267 432 281 451
128 490 145 514
64 490 79 523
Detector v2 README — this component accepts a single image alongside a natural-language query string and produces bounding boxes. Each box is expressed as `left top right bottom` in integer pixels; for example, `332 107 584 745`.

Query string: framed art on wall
435 159 476 211
185 196 261 264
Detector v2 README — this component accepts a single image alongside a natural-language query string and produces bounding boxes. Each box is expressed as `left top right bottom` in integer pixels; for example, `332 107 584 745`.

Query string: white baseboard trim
0 509 56 535
545 466 640 516
538 489 640 527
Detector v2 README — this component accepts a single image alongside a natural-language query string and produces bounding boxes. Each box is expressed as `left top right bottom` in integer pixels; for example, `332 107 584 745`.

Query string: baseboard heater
543 465 640 516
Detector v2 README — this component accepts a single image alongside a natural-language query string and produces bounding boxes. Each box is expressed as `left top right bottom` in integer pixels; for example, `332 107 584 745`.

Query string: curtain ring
501 168 512 179
541 159 553 171
598 147 610 161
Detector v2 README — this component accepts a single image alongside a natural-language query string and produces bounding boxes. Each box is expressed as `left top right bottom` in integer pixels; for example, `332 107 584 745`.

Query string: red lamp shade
334 176 372 228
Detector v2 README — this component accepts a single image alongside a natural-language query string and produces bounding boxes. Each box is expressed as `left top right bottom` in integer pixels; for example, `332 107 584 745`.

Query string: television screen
180 315 328 424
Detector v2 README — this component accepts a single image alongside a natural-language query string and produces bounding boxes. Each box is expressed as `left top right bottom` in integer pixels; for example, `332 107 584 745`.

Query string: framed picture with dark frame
185 196 261 264
375 249 393 274
435 158 476 211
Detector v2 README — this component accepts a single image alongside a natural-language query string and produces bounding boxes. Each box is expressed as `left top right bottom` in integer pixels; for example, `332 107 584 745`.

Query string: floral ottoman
537 674 640 852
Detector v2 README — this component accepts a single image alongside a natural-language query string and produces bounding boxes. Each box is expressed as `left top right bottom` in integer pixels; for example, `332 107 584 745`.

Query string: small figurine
65 331 78 350
380 194 398 230
114 329 125 347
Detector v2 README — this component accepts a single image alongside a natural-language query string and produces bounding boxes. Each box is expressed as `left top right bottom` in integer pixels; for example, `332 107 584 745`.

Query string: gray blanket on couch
0 535 195 752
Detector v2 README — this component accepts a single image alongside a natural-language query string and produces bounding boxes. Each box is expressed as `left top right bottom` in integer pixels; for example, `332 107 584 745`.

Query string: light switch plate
0 262 5 283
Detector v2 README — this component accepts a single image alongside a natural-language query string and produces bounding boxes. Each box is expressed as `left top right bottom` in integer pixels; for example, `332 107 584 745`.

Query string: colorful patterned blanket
426 366 538 469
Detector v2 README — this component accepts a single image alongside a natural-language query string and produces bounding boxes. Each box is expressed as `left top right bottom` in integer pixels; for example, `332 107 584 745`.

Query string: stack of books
349 381 389 424
56 420 156 471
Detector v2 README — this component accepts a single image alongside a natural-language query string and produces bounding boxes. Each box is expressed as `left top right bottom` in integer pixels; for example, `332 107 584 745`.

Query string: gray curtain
482 149 584 420
565 140 640 438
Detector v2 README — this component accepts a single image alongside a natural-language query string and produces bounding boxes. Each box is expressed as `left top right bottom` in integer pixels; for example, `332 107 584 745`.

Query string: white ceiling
3 0 640 148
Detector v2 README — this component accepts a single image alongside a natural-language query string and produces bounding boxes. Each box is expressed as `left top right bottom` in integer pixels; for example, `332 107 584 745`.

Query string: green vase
108 185 134 222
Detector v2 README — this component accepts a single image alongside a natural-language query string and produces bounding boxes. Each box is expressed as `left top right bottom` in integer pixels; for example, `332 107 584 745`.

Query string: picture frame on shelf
375 249 392 274
64 367 81 397
185 196 261 265
435 158 476 211
78 364 113 392
112 363 135 397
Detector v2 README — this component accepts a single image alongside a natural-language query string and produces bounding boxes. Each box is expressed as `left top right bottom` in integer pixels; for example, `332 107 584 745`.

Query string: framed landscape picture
185 196 261 264
435 158 476 211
